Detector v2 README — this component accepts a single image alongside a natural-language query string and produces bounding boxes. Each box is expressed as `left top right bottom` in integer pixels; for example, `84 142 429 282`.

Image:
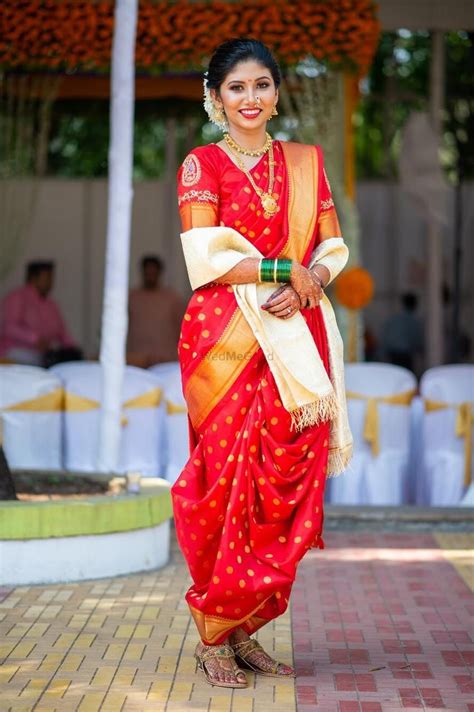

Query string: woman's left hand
261 284 301 319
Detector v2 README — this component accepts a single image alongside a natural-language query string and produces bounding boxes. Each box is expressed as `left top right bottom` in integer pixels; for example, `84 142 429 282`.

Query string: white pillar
426 30 445 366
97 0 138 472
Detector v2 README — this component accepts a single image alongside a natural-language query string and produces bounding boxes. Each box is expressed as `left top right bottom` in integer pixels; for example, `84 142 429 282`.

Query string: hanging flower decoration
334 265 374 362
335 266 374 310
0 0 380 75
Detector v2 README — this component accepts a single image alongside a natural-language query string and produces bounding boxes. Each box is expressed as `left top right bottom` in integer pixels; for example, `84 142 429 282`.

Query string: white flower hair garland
203 71 228 130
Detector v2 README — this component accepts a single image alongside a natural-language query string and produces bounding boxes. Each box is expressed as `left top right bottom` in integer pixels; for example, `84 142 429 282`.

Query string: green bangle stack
259 258 293 282
259 258 275 282
276 258 292 282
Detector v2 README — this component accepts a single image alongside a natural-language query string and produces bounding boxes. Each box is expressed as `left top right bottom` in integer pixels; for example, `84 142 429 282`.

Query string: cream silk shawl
180 227 353 476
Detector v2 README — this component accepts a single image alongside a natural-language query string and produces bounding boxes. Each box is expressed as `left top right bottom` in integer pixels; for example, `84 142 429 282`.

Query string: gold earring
212 103 228 130
272 104 279 117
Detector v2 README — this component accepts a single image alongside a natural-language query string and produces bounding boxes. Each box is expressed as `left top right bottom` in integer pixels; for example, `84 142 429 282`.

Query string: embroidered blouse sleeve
177 148 220 231
316 147 342 242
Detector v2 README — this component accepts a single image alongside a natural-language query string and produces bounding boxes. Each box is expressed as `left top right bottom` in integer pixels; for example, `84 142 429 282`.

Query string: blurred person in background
126 255 186 368
0 260 81 367
382 292 423 372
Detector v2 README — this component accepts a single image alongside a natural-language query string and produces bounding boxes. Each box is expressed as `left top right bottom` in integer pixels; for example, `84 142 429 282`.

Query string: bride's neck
226 126 268 150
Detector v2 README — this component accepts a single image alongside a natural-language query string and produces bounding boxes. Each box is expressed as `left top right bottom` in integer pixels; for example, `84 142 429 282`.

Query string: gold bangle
311 268 324 288
273 259 278 283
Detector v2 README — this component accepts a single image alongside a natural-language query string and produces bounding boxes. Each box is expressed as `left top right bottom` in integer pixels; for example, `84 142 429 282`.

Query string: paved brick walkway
292 532 474 712
0 531 472 711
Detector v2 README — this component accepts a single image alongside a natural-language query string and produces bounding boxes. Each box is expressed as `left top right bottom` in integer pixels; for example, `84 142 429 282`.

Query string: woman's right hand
290 262 323 308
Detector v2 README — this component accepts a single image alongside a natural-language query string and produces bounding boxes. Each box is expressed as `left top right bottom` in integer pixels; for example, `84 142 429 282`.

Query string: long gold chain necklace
223 131 272 157
227 141 278 218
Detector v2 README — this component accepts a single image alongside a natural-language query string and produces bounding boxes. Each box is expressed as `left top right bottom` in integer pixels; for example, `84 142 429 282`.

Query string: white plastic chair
418 365 474 506
149 361 188 485
50 362 166 476
0 365 63 470
329 363 417 505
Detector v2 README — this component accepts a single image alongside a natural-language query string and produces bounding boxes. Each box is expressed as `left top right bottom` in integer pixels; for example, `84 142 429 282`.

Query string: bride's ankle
229 628 250 645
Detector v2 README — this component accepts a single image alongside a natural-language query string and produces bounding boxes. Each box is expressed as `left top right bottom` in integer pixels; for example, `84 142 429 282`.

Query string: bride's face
211 60 278 133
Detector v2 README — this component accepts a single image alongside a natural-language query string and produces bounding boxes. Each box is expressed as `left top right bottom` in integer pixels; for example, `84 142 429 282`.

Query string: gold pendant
261 193 278 216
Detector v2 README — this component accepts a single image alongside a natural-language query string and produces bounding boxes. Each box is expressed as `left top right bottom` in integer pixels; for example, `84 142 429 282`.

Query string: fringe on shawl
289 392 339 433
327 443 353 477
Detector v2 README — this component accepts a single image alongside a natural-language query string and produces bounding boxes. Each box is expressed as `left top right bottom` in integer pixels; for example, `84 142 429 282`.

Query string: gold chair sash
0 387 163 428
122 388 162 409
64 391 98 412
1 388 64 412
64 387 162 412
424 398 473 486
166 399 187 415
346 389 416 456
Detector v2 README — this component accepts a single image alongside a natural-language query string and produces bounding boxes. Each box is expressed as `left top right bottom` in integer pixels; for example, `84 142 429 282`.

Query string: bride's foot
228 631 296 677
194 642 248 688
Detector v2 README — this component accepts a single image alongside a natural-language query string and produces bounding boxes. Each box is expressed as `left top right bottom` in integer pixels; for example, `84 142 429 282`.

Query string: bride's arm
211 257 260 285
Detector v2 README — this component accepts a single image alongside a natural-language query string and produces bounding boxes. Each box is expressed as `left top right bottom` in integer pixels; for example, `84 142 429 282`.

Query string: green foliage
41 31 474 180
48 101 110 177
354 31 474 180
47 98 207 178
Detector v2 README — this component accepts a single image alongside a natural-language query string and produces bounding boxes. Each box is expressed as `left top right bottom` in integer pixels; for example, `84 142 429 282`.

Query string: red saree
172 140 342 645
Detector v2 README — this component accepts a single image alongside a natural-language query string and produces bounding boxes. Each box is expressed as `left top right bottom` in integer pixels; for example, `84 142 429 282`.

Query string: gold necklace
224 131 272 157
229 141 278 218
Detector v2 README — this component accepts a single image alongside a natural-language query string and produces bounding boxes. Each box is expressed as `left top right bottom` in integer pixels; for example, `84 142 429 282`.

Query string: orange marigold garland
0 0 380 74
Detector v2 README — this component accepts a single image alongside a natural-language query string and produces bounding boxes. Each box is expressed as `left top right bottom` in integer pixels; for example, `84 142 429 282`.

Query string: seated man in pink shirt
0 260 80 367
126 255 186 368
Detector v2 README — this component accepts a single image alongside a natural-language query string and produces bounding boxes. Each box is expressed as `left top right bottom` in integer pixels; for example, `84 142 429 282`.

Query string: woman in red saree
171 39 352 688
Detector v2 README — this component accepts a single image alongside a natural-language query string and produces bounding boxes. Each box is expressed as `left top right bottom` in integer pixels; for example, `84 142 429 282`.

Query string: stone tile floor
0 531 472 711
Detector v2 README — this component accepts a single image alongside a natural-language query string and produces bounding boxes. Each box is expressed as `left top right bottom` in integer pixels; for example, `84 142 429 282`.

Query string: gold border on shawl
189 602 270 644
318 210 342 241
184 308 259 429
179 202 218 231
279 142 319 262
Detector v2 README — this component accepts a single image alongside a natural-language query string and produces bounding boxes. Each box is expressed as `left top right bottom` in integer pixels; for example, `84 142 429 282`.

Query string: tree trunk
97 0 138 471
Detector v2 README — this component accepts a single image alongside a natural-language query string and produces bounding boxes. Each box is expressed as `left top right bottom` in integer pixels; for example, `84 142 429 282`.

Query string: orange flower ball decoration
335 266 374 310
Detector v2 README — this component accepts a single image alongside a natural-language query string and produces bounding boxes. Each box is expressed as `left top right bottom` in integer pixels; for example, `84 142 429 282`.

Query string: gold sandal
231 638 296 678
194 643 248 688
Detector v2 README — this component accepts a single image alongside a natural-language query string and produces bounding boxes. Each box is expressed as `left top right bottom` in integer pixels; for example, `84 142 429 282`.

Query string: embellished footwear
194 642 248 688
230 638 296 678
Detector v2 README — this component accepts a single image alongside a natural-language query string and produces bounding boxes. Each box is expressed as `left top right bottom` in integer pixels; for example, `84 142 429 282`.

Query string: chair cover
0 365 62 469
418 364 474 506
50 362 166 476
149 362 188 485
328 363 416 505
